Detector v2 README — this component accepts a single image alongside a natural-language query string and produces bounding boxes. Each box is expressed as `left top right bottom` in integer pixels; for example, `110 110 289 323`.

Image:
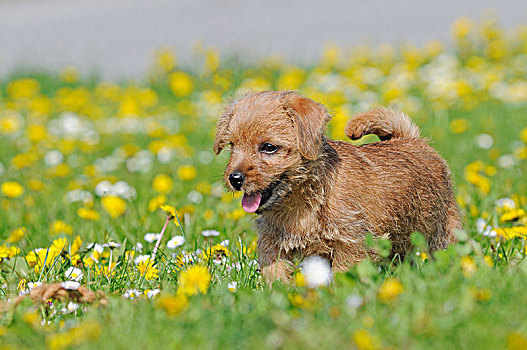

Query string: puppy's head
214 91 331 214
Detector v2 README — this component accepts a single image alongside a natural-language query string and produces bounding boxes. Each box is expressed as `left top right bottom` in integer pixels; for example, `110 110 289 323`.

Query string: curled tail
345 107 420 141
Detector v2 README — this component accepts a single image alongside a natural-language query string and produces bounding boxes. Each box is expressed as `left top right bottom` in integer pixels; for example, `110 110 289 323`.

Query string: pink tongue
241 193 262 213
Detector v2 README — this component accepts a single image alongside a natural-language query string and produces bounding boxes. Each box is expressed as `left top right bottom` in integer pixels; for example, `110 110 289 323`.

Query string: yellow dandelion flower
1 181 24 198
78 207 100 221
449 118 469 134
377 278 404 302
155 48 177 73
152 174 174 193
460 255 477 278
353 329 381 350
51 220 73 235
17 278 27 294
60 66 79 83
295 272 307 288
169 71 194 97
160 204 180 226
26 248 59 273
6 78 39 99
95 263 117 278
178 265 211 296
288 293 308 308
520 127 527 143
230 208 246 221
27 124 48 143
203 209 214 220
483 255 494 267
507 332 527 350
177 165 197 181
51 238 68 254
0 244 20 260
71 236 82 256
470 287 492 302
156 294 188 316
201 244 231 262
101 196 127 218
500 209 526 223
494 226 527 240
27 179 45 191
452 17 474 39
136 260 159 281
7 226 26 243
148 194 167 212
11 153 38 169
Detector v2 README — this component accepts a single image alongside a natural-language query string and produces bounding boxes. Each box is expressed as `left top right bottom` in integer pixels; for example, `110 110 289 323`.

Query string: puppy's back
328 135 460 256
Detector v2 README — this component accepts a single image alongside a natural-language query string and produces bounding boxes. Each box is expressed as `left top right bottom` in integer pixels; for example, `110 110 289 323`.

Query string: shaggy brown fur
214 91 461 282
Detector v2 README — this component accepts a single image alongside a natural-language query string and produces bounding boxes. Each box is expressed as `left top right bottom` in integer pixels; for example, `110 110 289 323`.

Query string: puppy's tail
345 107 420 141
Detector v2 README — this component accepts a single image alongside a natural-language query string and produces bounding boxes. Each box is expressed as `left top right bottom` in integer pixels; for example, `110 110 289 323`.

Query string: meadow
1 18 527 349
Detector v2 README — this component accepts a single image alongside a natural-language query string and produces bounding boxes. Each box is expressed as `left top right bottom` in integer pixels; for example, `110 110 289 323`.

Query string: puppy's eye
260 143 279 154
229 142 234 148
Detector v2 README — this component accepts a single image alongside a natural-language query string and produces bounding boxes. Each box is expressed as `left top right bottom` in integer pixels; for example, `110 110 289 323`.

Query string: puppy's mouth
241 181 280 213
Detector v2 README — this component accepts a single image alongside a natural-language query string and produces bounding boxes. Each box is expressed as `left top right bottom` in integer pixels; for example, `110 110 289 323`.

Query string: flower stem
151 215 171 261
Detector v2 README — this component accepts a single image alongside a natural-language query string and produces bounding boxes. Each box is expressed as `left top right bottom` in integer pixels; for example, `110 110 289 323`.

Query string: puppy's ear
286 94 332 160
213 102 236 155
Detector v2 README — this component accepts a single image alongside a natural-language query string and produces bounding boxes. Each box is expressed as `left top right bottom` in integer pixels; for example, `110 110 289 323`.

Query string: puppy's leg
331 240 375 272
262 261 293 284
443 203 462 246
258 234 293 284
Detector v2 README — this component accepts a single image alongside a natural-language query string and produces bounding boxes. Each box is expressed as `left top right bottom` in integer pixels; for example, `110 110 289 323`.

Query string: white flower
476 134 494 150
144 233 161 243
87 243 104 253
65 267 84 282
112 181 136 199
103 241 122 249
346 294 363 309
61 301 80 314
135 242 144 251
61 281 81 290
123 289 142 300
146 289 160 299
44 150 63 167
475 218 493 236
27 282 42 291
498 155 515 169
134 254 151 265
227 281 238 292
167 236 185 249
187 190 203 204
300 256 333 288
495 197 516 211
180 251 195 264
95 180 113 197
201 229 220 237
220 239 230 247
66 189 93 203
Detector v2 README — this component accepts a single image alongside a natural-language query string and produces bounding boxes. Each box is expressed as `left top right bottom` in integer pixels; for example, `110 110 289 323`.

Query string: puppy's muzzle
229 172 245 191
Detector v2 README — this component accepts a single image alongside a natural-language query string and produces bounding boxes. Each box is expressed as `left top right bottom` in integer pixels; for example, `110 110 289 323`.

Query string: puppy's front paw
262 261 293 284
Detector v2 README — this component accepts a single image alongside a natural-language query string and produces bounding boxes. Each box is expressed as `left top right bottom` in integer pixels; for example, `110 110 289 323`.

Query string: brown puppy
214 91 461 282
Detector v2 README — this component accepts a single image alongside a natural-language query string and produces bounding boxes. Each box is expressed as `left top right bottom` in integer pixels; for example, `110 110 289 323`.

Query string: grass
1 17 527 349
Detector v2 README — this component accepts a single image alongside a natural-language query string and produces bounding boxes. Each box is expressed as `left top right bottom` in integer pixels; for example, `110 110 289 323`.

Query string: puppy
214 91 461 282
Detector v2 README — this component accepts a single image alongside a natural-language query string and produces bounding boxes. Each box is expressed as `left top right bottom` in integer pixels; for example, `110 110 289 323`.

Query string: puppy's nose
229 172 245 191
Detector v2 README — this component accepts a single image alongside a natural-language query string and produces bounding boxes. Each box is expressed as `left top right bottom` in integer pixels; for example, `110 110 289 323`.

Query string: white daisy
65 267 84 282
300 256 333 288
144 233 161 243
227 281 238 292
167 235 185 249
201 229 220 237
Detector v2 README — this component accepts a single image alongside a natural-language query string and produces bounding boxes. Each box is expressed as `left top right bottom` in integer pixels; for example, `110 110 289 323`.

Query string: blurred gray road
0 0 526 79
